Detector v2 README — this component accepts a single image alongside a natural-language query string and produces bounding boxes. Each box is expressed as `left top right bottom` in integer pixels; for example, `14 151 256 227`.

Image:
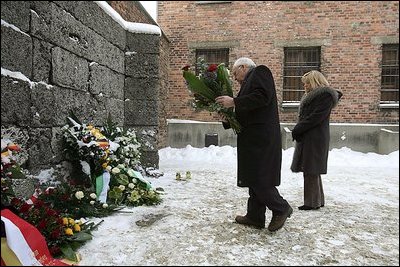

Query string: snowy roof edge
94 1 161 36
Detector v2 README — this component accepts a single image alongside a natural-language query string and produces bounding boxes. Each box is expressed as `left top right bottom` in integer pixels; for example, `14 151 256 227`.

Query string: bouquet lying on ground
182 58 241 134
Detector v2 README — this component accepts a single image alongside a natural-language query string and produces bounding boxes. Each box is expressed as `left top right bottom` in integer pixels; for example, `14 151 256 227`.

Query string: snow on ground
77 146 399 266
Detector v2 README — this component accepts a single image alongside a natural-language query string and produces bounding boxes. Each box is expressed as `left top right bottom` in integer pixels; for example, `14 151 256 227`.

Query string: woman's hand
215 96 235 108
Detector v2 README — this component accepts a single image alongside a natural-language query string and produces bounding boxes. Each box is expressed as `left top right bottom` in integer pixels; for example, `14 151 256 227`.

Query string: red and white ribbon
1 209 69 266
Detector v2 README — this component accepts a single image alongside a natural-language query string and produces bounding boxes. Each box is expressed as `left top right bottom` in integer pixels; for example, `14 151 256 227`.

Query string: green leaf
116 174 129 185
217 64 233 97
9 166 25 179
60 244 78 261
67 110 82 126
108 188 123 200
71 232 93 242
183 71 217 100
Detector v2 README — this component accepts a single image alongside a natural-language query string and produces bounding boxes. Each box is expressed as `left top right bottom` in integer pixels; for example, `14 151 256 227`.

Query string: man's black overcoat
232 65 282 188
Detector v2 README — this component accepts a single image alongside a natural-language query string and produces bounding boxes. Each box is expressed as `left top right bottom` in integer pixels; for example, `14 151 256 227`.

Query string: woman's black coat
228 65 282 188
290 87 342 175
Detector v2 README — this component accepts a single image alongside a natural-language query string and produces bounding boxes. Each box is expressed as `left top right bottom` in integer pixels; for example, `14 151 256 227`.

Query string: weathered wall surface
1 1 166 175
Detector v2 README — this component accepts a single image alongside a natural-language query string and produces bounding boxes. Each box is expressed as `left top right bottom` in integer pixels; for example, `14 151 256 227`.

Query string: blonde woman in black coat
216 57 292 232
291 70 342 211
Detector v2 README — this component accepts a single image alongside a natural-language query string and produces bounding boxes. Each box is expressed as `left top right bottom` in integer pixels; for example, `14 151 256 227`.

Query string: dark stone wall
1 1 165 175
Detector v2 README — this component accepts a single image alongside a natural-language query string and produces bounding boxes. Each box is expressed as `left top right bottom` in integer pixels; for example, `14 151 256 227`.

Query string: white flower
117 164 125 170
111 167 120 174
90 201 95 205
128 183 135 189
127 169 135 177
75 191 84 200
102 203 108 208
106 166 112 172
118 185 125 191
90 193 97 199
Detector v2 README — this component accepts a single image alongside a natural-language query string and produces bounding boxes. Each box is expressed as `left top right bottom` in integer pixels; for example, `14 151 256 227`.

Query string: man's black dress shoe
235 215 265 229
267 205 293 232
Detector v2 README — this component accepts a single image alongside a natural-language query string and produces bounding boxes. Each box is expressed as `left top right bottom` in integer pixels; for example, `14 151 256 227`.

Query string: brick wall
109 1 155 24
158 1 399 124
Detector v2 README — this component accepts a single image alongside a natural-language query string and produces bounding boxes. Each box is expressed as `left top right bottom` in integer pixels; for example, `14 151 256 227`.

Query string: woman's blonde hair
301 70 329 89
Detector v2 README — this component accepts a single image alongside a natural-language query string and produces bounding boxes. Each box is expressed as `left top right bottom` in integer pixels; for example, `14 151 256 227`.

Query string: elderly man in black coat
216 57 292 232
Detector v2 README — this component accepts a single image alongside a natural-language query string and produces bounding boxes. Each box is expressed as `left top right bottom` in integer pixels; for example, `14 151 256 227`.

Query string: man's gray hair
233 57 256 69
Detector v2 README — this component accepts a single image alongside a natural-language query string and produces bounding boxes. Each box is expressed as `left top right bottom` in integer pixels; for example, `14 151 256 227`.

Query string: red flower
181 65 190 71
37 219 47 230
34 199 45 208
50 229 61 240
49 245 61 255
45 187 55 195
207 64 218 72
46 208 58 217
19 203 31 213
10 197 21 206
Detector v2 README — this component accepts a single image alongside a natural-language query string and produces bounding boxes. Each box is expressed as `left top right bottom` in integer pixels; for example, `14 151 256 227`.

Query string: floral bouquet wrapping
182 58 241 134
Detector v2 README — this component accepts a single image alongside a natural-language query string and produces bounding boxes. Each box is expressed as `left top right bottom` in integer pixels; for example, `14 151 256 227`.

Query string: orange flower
7 143 21 151
64 228 73 236
73 224 81 232
97 140 109 149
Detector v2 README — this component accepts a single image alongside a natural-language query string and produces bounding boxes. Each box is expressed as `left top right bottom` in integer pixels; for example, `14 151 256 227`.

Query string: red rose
46 208 58 217
207 64 218 72
45 187 55 195
19 203 31 213
37 219 47 230
34 199 44 208
49 245 61 256
181 65 190 71
10 197 21 206
50 229 61 240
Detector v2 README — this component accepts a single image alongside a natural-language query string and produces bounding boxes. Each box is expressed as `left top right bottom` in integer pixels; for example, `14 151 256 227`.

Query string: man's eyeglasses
232 65 244 77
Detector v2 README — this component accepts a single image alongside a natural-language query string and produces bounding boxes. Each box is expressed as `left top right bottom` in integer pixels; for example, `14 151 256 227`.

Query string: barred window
381 44 399 103
195 49 229 75
283 47 321 102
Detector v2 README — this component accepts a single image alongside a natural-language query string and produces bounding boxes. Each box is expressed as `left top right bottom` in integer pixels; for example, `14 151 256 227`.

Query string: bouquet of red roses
182 58 241 134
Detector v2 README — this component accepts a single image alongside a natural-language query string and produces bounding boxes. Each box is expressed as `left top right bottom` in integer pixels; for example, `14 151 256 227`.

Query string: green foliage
37 182 119 219
107 165 162 207
182 58 241 133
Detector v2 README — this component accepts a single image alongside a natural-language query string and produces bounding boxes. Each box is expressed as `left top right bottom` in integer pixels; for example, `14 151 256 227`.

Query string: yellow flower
102 162 108 169
91 128 105 139
62 217 69 225
73 224 81 232
68 218 75 225
65 228 74 236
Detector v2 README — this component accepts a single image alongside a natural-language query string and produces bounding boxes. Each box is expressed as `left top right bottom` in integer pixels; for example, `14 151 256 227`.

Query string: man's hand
217 113 228 123
215 96 235 108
